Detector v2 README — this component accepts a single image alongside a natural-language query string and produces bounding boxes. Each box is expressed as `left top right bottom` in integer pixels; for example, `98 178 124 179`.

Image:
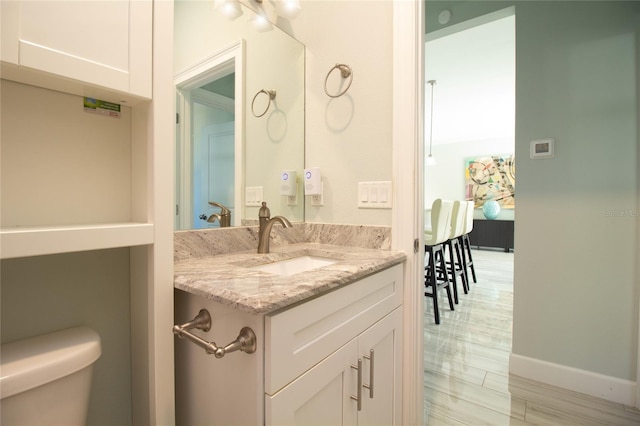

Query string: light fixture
215 0 243 20
276 0 301 19
426 79 437 166
250 13 273 32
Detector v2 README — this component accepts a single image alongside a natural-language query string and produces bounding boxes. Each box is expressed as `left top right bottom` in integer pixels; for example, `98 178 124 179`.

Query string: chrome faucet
203 201 231 227
257 202 292 254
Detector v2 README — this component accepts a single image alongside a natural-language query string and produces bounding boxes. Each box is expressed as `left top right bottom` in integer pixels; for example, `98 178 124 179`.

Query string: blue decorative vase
482 200 501 220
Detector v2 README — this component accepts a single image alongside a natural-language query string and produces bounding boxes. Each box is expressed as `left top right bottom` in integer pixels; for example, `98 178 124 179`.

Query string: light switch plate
245 186 263 206
358 181 392 209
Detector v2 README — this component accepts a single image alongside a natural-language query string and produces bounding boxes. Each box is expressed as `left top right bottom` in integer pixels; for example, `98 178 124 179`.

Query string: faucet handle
208 201 230 215
259 201 270 219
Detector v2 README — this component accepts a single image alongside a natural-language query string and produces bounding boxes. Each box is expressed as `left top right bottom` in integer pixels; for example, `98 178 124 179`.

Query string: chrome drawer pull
350 358 363 411
363 349 374 398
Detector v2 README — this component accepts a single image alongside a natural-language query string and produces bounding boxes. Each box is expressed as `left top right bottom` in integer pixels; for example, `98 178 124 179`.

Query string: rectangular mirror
174 0 305 230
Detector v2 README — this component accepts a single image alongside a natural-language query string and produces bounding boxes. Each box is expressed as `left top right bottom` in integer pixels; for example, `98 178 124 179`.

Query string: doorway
423 7 516 422
174 41 245 230
424 8 515 216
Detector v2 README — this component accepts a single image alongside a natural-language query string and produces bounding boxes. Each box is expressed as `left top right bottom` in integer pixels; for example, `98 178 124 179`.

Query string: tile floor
423 249 640 425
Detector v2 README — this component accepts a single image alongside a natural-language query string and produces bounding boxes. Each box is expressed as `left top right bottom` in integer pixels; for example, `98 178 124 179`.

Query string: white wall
1 80 132 227
273 0 395 225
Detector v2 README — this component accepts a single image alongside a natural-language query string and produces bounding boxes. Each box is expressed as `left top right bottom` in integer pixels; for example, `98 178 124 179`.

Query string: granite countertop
174 243 406 315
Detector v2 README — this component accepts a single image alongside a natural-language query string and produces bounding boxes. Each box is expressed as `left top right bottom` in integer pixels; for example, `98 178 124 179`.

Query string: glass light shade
277 0 301 19
251 14 273 32
217 0 242 20
426 154 437 166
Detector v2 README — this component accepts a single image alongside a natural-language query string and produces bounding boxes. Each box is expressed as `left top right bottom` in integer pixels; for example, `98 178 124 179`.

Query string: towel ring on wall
251 89 276 118
324 64 353 98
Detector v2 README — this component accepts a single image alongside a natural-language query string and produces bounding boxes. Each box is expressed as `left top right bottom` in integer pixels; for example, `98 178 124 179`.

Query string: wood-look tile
507 375 640 425
424 249 640 425
425 369 527 420
426 386 528 426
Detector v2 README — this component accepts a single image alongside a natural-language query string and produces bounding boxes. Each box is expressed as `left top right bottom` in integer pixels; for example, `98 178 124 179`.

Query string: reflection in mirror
175 52 241 230
174 0 305 230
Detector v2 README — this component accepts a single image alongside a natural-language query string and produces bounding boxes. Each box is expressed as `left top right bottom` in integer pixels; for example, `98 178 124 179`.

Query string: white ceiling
425 14 515 146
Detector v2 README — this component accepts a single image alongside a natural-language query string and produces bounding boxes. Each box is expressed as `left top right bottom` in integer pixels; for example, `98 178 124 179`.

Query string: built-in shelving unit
0 223 154 259
0 1 175 424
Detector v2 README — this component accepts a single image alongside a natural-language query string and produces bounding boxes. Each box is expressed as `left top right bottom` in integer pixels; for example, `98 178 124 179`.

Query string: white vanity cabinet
265 264 403 425
265 308 402 425
174 263 403 426
1 0 152 102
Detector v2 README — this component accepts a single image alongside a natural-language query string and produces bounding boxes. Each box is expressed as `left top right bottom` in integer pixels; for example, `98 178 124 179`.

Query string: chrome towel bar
173 309 257 359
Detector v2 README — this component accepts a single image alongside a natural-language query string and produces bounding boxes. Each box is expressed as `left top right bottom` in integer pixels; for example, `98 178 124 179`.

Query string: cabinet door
358 307 403 425
266 340 358 426
1 0 151 99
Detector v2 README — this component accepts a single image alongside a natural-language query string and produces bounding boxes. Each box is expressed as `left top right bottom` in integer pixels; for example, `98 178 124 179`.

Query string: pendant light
427 79 437 166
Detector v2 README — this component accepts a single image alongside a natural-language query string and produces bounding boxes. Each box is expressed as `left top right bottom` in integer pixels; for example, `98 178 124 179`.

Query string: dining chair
444 200 469 299
424 199 455 324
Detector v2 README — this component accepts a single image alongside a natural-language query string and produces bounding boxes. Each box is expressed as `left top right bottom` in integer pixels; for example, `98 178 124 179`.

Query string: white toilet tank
0 326 101 426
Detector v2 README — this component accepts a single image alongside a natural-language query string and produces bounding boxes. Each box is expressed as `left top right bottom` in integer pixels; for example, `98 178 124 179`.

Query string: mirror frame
174 40 245 229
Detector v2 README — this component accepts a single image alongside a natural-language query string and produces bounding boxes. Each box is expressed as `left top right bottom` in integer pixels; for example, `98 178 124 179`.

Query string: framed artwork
465 154 515 208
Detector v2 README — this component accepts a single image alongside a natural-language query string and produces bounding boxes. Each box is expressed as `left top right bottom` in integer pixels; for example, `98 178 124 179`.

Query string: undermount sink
250 256 338 276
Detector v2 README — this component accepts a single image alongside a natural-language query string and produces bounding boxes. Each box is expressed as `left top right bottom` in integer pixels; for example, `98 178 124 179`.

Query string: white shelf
0 223 154 259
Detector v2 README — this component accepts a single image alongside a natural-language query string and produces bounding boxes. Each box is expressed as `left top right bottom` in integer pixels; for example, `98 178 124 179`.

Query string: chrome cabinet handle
363 349 374 398
350 358 363 411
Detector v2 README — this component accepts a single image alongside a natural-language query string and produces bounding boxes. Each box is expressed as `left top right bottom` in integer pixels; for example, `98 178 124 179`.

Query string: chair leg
462 234 477 283
458 236 469 289
444 240 462 302
424 246 440 324
425 244 455 325
454 238 469 293
435 246 455 312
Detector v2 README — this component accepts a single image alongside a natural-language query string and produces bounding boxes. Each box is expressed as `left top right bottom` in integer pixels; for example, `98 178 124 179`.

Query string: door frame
174 40 245 229
392 1 424 425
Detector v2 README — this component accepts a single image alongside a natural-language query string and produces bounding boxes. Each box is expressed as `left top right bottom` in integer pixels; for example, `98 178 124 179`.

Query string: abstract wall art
465 154 515 208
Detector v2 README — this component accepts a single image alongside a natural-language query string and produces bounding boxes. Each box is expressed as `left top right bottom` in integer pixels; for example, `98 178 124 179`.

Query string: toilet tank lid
1 326 101 399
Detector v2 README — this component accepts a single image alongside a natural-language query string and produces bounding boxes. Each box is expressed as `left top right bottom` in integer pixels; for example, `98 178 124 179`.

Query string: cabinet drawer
265 264 403 395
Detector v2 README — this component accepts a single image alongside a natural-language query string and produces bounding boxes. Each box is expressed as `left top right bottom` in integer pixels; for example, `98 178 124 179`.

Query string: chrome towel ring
324 63 353 98
251 89 276 117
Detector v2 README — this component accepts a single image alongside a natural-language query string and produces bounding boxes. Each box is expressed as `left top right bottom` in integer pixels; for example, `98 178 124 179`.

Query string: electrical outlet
310 183 323 206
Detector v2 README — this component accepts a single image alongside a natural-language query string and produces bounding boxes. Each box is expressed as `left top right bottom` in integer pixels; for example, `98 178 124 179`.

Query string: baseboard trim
509 353 637 407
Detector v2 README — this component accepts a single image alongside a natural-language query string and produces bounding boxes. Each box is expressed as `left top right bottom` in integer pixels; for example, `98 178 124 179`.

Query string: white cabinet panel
1 0 151 100
266 341 358 426
357 308 403 426
266 307 403 426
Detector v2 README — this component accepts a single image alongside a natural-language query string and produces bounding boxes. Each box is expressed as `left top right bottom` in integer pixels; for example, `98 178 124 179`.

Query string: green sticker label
83 98 121 118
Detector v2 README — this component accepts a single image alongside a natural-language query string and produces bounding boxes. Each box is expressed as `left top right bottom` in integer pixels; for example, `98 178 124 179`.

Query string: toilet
0 326 101 426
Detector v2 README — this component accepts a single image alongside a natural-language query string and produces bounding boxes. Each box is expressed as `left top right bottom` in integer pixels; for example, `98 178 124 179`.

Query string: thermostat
530 138 554 159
